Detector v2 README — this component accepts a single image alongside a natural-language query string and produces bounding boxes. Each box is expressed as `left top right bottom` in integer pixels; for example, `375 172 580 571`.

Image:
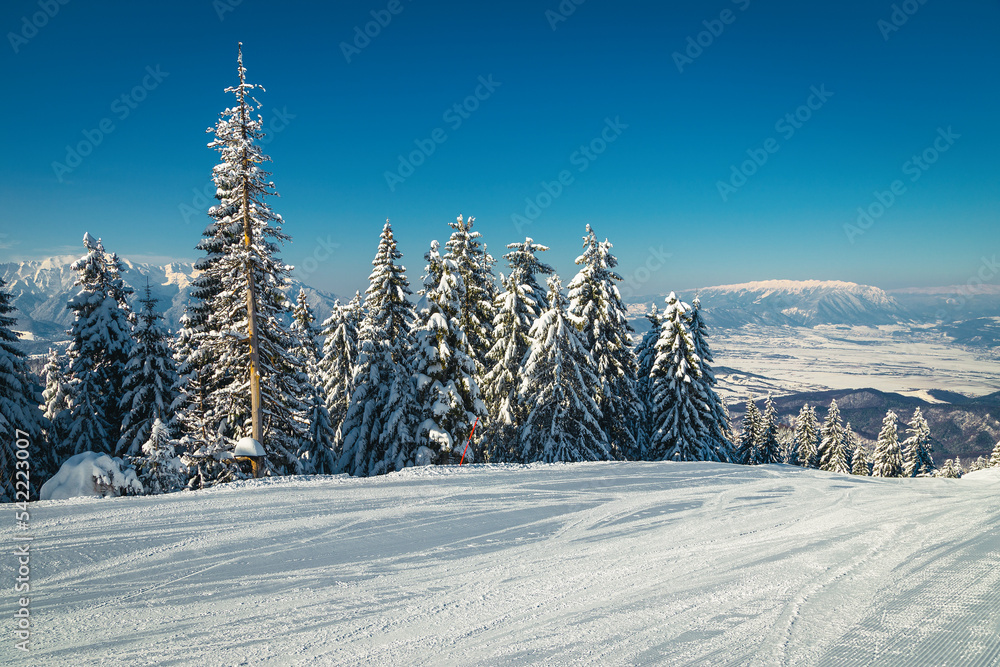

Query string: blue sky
2 0 998 297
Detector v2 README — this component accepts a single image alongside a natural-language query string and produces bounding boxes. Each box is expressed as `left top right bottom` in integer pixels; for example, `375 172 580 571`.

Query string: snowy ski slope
8 462 1000 666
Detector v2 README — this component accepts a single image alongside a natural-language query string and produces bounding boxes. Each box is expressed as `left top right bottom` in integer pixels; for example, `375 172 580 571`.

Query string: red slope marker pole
459 417 480 466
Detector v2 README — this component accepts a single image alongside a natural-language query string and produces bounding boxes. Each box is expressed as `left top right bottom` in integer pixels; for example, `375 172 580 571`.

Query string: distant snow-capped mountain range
1 255 339 355
3 254 997 355
627 279 1000 330
669 279 903 328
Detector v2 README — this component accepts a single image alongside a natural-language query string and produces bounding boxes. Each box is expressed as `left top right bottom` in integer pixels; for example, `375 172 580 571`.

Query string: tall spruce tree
290 287 320 372
822 423 851 474
411 255 486 465
0 278 47 501
871 410 903 478
317 292 362 431
482 273 532 462
442 215 496 378
794 404 819 468
902 407 934 477
118 283 179 456
65 233 134 457
818 400 846 471
850 431 869 476
193 44 309 473
647 294 717 461
686 297 734 462
518 276 609 463
41 348 72 475
482 239 554 462
758 394 781 465
337 222 418 476
737 396 762 465
567 225 640 459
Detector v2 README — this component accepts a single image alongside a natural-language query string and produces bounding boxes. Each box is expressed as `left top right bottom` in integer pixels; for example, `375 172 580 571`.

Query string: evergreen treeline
737 397 945 479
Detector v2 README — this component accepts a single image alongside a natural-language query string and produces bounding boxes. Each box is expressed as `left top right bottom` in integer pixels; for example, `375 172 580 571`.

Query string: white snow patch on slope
14 462 1000 665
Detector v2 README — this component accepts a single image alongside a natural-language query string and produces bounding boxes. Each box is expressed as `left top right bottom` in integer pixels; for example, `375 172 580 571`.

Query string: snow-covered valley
10 462 1000 665
707 323 1000 402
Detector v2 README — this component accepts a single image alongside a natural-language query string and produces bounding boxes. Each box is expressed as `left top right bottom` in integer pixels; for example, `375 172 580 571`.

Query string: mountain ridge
626 279 905 328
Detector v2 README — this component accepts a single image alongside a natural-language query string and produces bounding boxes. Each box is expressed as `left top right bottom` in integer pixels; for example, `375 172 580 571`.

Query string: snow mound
962 466 1000 481
39 452 144 500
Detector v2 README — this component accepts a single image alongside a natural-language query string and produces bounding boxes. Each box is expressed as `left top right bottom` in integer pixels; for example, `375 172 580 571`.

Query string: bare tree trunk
238 42 263 444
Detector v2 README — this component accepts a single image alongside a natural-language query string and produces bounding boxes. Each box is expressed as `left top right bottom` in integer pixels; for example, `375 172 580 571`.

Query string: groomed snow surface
11 462 1000 666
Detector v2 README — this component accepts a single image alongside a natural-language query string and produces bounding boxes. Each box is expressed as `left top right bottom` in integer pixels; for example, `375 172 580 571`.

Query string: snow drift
38 451 143 500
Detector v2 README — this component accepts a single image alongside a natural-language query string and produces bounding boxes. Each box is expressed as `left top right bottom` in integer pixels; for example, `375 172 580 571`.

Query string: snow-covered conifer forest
8 49 989 502
4 43 999 666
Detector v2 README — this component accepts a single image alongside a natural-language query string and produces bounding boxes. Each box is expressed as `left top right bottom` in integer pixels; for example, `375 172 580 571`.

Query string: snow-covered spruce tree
687 297 735 462
822 416 852 474
937 458 962 478
0 278 47 501
871 410 903 478
646 293 718 462
969 456 988 472
778 425 798 464
118 282 179 456
182 428 242 491
818 399 846 472
291 288 336 473
567 225 640 459
990 440 1000 468
318 292 362 431
193 44 309 473
64 233 134 458
518 275 610 463
132 419 186 495
442 214 496 378
411 255 487 466
902 407 935 477
290 287 320 372
481 239 554 462
758 394 781 465
634 304 661 455
337 222 418 476
171 312 215 446
299 383 337 474
41 348 73 476
793 404 819 468
481 273 532 463
737 396 762 465
850 432 869 476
